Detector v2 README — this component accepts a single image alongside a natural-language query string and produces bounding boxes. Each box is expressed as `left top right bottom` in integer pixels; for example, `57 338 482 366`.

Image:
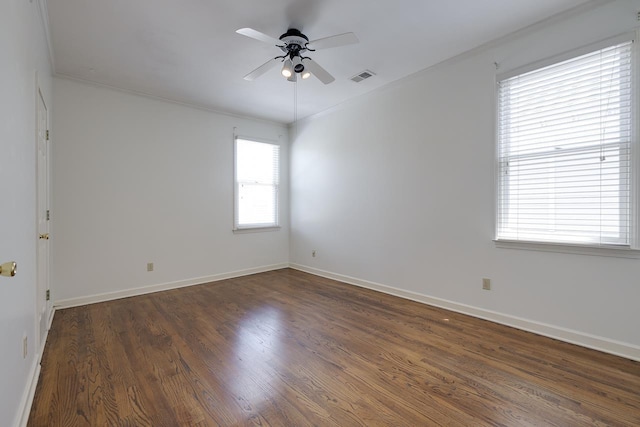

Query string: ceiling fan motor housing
279 28 309 71
279 28 309 44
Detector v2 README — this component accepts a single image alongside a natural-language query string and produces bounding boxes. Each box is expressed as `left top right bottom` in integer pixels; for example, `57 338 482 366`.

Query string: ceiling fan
236 27 359 84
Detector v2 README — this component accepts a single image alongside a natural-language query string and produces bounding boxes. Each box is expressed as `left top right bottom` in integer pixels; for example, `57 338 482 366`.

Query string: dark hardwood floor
29 268 640 426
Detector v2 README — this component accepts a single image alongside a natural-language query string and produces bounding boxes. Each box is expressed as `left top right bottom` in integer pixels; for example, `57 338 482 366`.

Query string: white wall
52 78 289 304
290 0 640 359
0 1 53 426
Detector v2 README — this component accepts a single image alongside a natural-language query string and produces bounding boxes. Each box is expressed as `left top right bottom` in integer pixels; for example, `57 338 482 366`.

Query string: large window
234 137 280 230
496 38 634 247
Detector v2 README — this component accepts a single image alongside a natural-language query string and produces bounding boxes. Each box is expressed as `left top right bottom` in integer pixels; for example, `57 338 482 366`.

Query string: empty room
2 0 640 426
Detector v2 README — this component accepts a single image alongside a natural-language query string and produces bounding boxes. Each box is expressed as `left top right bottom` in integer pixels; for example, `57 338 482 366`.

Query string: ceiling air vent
350 70 375 83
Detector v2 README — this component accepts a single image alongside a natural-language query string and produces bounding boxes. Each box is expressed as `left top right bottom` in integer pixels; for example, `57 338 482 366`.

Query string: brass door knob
39 233 49 240
0 261 17 277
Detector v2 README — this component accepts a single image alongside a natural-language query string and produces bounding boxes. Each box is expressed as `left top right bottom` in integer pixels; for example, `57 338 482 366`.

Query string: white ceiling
47 0 594 124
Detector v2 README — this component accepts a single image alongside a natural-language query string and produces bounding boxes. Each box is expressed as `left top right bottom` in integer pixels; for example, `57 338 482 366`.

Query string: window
234 137 280 230
496 38 634 247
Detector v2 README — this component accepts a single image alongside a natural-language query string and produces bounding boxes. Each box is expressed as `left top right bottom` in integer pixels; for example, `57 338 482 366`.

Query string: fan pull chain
293 78 298 139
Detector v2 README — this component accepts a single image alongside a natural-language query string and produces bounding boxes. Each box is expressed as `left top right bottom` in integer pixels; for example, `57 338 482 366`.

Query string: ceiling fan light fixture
238 27 354 85
299 58 310 79
281 59 293 77
292 55 304 73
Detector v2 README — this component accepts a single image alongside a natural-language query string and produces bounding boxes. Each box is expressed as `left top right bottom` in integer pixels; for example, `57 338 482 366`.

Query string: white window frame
494 33 640 258
233 136 280 232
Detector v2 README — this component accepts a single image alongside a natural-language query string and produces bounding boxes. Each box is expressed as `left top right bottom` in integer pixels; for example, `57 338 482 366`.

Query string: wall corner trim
288 263 640 362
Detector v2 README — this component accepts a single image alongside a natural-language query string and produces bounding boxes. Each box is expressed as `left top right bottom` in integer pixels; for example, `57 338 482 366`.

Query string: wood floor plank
29 268 640 426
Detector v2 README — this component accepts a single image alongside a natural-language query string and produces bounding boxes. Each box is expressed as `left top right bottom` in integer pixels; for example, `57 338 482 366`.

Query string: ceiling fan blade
243 58 280 81
236 28 283 47
308 32 358 50
303 59 335 84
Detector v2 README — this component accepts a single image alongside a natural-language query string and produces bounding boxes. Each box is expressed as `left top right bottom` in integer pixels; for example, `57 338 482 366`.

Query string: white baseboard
48 260 640 361
54 263 289 309
46 306 55 330
17 321 52 427
20 264 287 426
20 261 638 426
289 263 640 362
17 305 56 427
17 360 41 427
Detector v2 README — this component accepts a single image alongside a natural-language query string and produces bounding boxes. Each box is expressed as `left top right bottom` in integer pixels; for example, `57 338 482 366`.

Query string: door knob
0 261 17 277
39 233 49 240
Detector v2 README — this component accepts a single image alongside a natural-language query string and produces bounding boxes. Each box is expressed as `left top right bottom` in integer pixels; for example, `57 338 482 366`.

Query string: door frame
35 75 52 353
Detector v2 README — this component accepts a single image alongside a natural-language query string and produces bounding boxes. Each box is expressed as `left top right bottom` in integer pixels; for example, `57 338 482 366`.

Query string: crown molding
35 0 55 71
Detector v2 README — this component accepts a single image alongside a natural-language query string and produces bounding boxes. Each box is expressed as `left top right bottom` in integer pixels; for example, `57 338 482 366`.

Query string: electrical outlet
23 336 27 359
312 250 316 258
147 262 154 272
482 278 491 291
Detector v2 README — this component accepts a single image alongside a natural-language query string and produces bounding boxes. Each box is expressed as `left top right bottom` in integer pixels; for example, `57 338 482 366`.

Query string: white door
36 87 51 347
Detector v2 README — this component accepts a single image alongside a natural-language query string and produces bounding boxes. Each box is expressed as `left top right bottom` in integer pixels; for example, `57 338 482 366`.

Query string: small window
234 137 280 230
496 39 634 247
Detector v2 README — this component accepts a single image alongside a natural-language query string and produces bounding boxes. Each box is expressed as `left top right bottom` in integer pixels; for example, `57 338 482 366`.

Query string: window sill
494 239 640 259
233 226 281 234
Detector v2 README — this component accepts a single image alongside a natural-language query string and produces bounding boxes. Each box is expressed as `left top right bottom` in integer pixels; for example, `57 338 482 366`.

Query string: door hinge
46 210 50 221
46 289 50 301
46 130 50 141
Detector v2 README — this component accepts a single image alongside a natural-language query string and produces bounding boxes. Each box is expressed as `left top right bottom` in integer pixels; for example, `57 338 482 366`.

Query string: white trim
494 240 640 258
46 306 55 330
54 263 288 309
232 226 281 234
17 360 41 427
234 135 279 145
233 132 239 231
21 264 283 423
295 0 614 127
632 29 640 249
35 0 55 70
34 77 51 360
25 260 640 427
289 263 640 362
54 74 288 126
17 307 55 427
49 2 609 127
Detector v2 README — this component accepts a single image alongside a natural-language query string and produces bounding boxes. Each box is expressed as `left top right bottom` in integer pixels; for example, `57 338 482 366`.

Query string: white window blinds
497 40 633 246
234 137 280 229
